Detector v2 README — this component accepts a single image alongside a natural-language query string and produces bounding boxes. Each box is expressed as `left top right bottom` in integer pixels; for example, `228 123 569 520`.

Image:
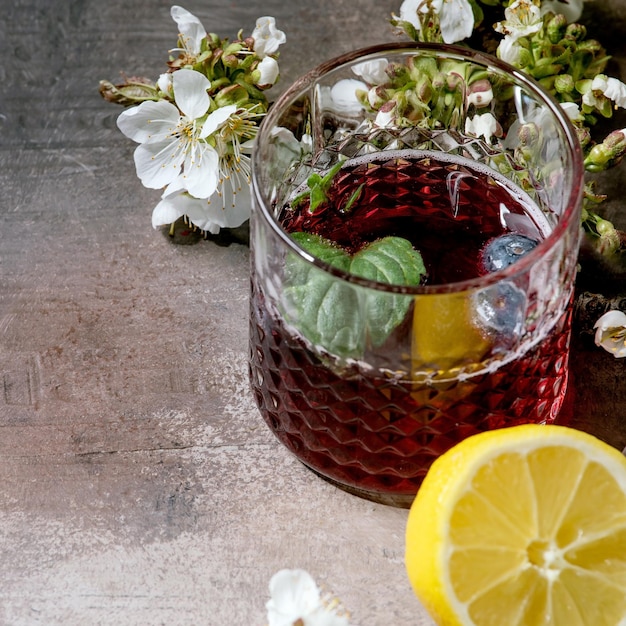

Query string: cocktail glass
249 43 583 507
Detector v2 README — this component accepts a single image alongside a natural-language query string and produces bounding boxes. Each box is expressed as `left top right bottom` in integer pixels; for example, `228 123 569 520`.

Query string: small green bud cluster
100 24 278 118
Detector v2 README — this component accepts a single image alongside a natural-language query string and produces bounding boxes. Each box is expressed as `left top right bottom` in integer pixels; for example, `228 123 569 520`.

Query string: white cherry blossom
399 0 474 44
495 0 543 41
583 75 626 110
560 101 583 121
437 0 474 43
540 0 585 23
252 16 286 58
594 310 626 358
266 569 350 626
152 177 251 234
170 5 207 60
497 35 524 65
256 56 280 87
352 59 389 85
323 79 367 116
116 69 235 200
596 75 626 108
465 112 498 142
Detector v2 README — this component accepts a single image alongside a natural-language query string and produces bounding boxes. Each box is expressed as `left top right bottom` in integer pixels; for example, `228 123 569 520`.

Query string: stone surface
0 1 625 625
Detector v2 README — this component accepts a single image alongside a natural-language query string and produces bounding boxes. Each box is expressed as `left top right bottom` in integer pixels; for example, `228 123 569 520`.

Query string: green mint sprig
291 161 343 213
283 232 427 359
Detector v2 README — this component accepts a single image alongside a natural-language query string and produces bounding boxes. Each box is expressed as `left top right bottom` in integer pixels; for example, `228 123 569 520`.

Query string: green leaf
283 233 426 359
351 237 427 347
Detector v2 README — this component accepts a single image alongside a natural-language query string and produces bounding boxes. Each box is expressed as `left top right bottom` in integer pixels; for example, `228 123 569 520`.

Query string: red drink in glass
249 151 572 507
249 43 583 507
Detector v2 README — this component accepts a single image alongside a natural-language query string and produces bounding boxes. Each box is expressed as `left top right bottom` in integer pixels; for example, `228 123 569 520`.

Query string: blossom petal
256 56 280 87
399 0 426 30
602 77 626 109
326 79 367 116
172 69 211 120
132 139 184 189
594 310 626 358
154 184 251 233
497 35 523 65
352 59 389 85
540 0 584 23
152 195 184 228
251 16 286 58
560 102 583 121
181 144 220 198
157 72 174 96
170 5 206 54
266 569 321 625
440 0 474 43
200 105 237 139
594 310 626 331
465 112 498 141
116 100 180 143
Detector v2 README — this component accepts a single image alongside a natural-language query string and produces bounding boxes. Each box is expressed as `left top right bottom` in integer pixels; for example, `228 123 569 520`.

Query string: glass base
305 463 417 509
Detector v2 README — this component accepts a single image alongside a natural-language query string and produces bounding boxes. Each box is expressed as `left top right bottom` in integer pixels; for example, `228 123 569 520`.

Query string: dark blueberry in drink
474 281 527 337
481 234 538 273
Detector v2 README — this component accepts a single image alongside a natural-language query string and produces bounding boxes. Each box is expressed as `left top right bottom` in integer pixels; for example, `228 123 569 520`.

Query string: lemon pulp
405 424 626 626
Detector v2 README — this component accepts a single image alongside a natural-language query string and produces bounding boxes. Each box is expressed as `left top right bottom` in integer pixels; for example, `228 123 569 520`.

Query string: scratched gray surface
1 1 625 625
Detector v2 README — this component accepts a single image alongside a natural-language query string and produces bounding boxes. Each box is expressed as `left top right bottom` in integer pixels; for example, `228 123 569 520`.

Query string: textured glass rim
251 41 585 295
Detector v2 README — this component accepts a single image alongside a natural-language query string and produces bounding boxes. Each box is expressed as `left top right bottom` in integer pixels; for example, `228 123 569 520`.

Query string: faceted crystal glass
249 43 584 507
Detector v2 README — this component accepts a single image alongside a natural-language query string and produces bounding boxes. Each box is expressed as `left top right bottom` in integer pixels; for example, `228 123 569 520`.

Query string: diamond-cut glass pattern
250 286 572 507
251 46 581 506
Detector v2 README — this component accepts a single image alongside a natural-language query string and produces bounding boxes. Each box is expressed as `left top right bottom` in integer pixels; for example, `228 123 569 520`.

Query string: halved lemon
405 424 626 626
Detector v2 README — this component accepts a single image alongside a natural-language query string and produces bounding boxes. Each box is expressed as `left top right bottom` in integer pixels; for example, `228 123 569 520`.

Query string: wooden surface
1 1 625 624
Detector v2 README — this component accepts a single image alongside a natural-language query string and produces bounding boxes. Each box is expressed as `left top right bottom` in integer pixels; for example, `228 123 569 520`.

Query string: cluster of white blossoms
112 6 285 235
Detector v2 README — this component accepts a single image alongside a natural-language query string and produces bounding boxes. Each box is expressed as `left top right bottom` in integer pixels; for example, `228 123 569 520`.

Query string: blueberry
474 281 527 337
481 234 538 273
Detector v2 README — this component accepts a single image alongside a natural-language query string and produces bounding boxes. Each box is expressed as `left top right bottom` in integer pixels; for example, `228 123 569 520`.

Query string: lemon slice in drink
412 292 490 373
405 424 626 626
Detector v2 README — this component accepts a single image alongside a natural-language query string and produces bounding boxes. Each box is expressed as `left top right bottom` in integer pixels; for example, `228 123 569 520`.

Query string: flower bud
446 72 464 93
554 73 574 94
518 122 540 147
565 22 586 42
222 53 240 68
585 129 626 171
546 13 567 44
594 223 621 257
375 101 396 128
98 78 158 105
467 79 493 108
215 83 249 107
207 33 221 48
415 76 432 103
253 56 279 88
367 85 387 109
594 311 626 358
575 124 592 149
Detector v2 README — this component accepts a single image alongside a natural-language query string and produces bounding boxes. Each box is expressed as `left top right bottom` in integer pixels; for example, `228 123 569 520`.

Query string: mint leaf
290 161 344 213
283 233 426 359
351 237 427 347
284 233 361 356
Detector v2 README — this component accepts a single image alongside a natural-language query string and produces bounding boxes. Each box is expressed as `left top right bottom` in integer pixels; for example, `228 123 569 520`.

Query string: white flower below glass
266 569 350 626
100 5 285 236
